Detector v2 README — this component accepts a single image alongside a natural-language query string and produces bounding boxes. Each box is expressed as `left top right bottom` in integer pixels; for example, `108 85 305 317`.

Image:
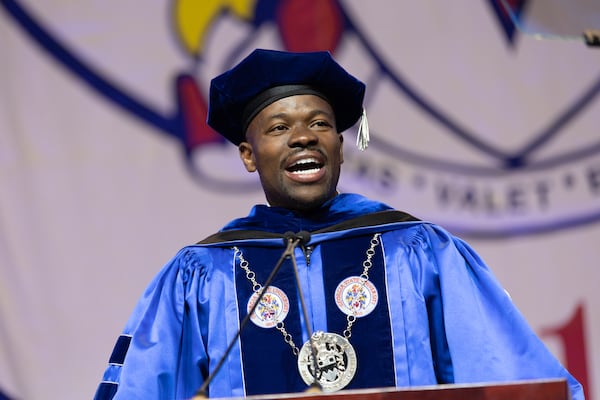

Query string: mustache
281 147 327 168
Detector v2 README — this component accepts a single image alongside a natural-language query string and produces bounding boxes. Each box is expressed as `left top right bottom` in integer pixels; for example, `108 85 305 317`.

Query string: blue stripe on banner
0 389 13 400
108 335 132 365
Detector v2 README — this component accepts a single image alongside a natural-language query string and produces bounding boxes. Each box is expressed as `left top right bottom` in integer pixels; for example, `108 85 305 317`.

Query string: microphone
192 231 316 399
284 230 311 246
296 231 312 246
283 231 297 244
499 0 600 48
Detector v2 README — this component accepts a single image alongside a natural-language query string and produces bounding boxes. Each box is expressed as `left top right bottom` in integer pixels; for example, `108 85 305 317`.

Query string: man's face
239 94 344 212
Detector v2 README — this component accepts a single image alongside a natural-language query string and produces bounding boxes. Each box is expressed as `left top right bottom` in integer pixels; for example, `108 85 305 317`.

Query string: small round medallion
247 286 289 328
297 331 357 392
334 276 378 317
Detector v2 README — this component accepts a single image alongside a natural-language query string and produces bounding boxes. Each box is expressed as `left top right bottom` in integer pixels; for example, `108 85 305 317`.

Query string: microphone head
296 231 312 245
282 231 311 246
283 231 296 245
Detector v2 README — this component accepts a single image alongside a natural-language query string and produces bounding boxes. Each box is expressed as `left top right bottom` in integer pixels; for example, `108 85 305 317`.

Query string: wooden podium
214 379 569 400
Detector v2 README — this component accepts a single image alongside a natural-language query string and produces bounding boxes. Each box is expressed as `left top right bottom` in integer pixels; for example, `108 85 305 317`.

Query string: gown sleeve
423 224 584 400
93 247 210 400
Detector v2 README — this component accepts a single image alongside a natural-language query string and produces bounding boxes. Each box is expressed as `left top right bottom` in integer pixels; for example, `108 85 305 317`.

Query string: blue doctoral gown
94 193 583 399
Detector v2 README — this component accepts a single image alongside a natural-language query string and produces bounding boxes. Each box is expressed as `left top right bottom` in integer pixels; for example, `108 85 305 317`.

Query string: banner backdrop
1 1 598 399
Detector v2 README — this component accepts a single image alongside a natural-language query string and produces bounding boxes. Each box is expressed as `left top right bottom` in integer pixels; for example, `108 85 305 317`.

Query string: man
94 49 583 399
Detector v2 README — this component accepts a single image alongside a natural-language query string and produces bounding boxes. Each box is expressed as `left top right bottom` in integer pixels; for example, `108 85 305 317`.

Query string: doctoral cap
207 49 369 149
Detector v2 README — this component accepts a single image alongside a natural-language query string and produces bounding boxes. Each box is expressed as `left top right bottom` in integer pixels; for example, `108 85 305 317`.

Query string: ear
338 134 344 164
239 142 257 172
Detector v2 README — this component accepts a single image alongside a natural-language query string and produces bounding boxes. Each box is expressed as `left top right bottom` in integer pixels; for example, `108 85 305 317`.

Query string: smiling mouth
286 158 324 175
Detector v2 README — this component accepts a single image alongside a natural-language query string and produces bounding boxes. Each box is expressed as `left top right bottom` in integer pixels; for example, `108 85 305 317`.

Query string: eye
268 124 288 133
311 120 333 129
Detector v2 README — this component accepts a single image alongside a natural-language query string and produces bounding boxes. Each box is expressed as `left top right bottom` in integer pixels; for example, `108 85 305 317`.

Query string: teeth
291 168 321 175
291 158 318 167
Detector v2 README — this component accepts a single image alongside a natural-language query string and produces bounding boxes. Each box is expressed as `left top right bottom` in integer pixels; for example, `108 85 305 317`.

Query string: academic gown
94 193 584 400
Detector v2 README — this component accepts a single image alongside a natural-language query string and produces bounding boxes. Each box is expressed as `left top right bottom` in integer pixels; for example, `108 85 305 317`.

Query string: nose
288 125 318 148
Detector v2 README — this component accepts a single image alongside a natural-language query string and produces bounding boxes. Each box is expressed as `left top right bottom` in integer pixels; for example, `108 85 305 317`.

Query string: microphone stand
192 232 321 399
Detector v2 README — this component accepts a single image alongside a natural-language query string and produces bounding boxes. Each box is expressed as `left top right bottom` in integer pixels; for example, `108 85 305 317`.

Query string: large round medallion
297 331 357 392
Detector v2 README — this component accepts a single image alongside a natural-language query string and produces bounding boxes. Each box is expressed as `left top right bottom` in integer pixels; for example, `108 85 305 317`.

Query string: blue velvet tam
207 49 366 146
